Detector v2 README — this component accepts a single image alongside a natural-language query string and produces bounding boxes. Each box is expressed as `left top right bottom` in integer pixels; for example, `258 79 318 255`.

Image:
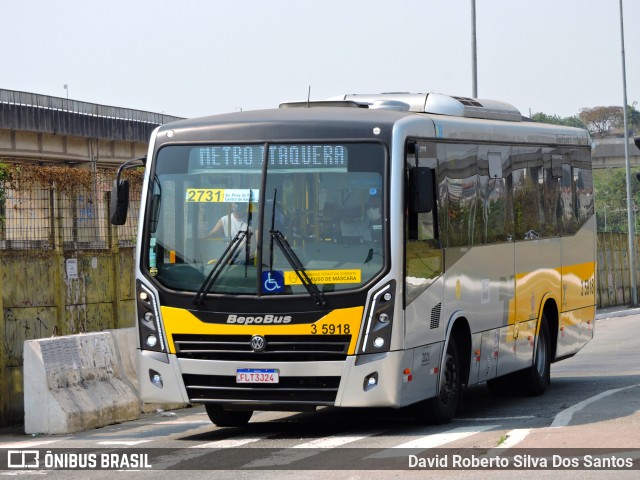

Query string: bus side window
405 143 442 304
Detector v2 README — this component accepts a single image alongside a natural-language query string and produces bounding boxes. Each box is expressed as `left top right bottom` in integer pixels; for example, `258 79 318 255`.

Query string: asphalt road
1 312 639 479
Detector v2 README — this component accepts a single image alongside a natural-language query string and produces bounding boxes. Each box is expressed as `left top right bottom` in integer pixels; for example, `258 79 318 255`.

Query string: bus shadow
460 373 640 427
179 374 640 442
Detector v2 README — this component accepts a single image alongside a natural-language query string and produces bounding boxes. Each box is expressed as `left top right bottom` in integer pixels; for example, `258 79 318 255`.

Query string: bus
111 92 596 427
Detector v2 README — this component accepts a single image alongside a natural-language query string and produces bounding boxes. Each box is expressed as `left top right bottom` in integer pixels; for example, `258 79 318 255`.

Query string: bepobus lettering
226 314 292 324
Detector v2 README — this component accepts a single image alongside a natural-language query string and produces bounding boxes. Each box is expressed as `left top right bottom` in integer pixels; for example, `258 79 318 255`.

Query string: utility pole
619 0 637 305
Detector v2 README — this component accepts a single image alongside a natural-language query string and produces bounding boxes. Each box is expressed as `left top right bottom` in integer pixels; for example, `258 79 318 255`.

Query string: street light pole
471 0 478 98
619 0 637 305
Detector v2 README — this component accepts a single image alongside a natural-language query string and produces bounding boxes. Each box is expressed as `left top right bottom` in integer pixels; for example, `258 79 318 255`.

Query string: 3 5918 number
311 324 350 335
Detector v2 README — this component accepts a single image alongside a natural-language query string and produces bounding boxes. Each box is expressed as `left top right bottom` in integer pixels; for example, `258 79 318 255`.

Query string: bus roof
155 95 590 148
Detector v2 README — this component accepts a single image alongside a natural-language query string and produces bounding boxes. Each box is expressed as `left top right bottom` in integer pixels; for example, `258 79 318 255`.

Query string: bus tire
415 338 461 424
517 314 551 396
205 404 253 427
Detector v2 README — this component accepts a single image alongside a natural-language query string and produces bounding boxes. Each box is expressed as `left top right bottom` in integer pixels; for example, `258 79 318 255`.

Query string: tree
531 112 586 129
626 102 640 133
578 106 624 136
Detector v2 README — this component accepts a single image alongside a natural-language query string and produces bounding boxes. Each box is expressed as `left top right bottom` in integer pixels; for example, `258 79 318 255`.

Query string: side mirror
109 155 146 225
634 136 640 150
408 167 434 213
110 179 130 225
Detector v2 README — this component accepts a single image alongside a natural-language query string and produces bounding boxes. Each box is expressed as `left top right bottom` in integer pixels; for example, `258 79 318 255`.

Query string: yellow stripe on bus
161 305 364 355
513 261 595 324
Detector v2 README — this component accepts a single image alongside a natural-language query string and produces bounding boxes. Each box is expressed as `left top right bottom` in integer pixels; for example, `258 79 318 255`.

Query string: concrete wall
23 331 139 434
0 249 136 426
23 328 186 434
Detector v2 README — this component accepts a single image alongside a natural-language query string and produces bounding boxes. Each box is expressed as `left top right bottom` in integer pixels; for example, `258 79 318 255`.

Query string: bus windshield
148 142 386 297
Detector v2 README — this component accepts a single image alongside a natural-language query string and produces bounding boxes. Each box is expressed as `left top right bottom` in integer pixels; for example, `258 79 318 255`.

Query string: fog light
149 370 163 388
139 291 149 301
373 337 385 348
363 372 379 391
383 292 392 301
146 334 158 348
143 311 154 322
378 313 389 323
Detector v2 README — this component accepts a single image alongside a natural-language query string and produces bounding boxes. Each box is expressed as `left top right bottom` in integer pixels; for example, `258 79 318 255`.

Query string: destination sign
189 144 348 171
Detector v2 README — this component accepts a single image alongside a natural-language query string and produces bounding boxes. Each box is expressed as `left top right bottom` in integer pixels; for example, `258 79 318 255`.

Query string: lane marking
190 432 279 449
97 440 151 446
0 439 60 449
242 431 383 467
292 432 384 449
367 425 499 459
551 383 640 427
151 420 211 426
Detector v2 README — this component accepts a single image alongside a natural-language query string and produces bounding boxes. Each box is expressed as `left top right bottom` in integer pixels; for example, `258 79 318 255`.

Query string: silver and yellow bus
111 92 595 427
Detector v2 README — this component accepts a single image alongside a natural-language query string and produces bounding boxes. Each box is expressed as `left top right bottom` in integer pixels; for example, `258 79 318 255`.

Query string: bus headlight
137 281 166 354
361 281 396 353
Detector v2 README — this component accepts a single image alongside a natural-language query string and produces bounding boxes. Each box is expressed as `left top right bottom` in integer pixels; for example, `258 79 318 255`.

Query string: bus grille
173 334 351 362
182 374 340 405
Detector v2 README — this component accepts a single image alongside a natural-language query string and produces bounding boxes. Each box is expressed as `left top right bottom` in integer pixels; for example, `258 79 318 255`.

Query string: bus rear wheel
205 404 253 427
517 314 551 396
487 315 551 397
415 339 461 424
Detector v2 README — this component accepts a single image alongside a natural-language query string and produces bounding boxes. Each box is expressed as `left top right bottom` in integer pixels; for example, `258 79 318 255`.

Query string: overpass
0 88 183 167
2 88 638 169
592 137 640 169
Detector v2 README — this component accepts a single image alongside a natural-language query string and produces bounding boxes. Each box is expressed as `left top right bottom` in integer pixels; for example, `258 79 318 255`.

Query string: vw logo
250 335 267 352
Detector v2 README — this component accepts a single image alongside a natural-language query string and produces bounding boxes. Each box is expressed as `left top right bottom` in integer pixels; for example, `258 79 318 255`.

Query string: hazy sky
2 0 639 120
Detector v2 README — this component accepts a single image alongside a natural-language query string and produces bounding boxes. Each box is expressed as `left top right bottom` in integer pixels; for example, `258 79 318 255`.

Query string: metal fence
0 164 141 250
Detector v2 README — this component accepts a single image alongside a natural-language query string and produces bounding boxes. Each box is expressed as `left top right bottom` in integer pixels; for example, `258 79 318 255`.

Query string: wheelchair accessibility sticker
262 270 285 293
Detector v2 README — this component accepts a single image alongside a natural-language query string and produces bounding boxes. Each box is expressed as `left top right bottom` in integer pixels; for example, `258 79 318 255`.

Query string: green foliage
531 112 586 129
593 168 640 233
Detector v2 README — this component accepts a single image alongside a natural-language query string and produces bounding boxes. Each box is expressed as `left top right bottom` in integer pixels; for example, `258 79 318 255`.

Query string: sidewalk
595 305 640 320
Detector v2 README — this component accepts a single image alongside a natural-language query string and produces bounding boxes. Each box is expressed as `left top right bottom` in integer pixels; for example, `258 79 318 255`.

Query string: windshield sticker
285 269 362 285
262 271 285 293
185 188 258 203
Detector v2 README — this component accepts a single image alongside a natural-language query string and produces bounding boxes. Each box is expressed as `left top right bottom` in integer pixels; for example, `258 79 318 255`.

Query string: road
1 313 639 479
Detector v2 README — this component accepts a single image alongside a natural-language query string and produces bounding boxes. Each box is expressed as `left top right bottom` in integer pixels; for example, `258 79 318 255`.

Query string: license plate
236 369 279 384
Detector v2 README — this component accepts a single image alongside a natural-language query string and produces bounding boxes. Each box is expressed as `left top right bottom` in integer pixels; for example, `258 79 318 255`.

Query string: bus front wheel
415 339 461 424
205 404 253 427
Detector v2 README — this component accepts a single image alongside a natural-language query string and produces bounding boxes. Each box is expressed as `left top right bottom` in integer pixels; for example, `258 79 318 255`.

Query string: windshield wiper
270 229 326 306
192 229 247 306
267 189 326 306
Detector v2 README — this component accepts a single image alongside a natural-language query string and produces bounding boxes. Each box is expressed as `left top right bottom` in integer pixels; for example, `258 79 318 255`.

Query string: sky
2 0 639 120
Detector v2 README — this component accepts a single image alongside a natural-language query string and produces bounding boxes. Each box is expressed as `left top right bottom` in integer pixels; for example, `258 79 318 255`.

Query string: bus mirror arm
110 156 146 225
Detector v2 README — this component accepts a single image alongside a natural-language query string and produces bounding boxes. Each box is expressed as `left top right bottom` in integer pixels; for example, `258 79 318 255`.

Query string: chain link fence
0 163 141 250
